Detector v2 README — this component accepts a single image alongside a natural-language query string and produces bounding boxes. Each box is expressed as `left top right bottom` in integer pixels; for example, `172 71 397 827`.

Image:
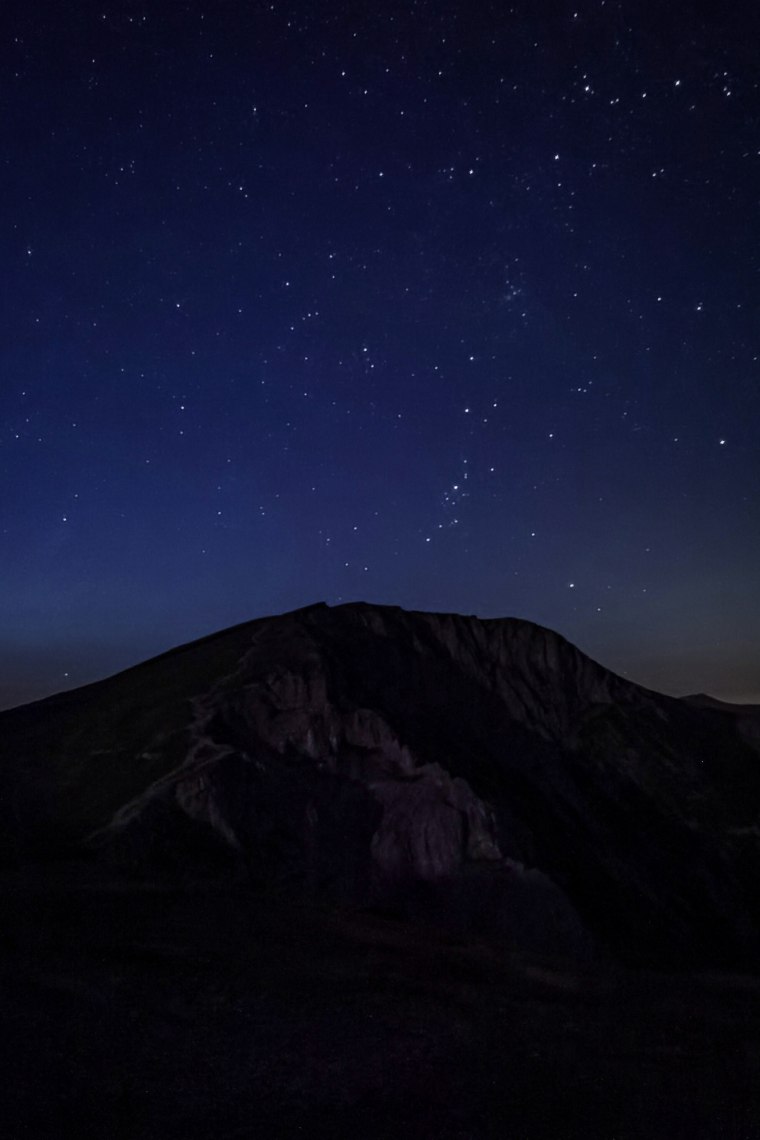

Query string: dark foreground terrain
3 604 760 1135
2 868 759 1140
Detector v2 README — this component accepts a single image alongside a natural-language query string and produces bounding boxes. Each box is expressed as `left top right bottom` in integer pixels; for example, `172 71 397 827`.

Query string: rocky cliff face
2 602 759 967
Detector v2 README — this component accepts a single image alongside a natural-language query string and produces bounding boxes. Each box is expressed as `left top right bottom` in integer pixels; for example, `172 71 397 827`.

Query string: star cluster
1 0 758 707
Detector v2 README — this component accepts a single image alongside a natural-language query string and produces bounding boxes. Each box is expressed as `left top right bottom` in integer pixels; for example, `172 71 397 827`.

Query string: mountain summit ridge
2 601 759 968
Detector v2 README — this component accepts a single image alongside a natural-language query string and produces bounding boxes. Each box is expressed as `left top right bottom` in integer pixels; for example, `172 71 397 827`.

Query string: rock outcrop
2 602 759 967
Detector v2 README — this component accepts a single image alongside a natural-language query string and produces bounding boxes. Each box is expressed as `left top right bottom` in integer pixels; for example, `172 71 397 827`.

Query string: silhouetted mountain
2 602 760 968
683 694 759 711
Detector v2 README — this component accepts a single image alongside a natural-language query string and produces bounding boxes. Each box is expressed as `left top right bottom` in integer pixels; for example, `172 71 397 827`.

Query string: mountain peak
2 601 759 969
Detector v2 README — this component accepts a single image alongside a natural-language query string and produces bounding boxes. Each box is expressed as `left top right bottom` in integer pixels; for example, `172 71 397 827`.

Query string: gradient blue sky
2 0 758 708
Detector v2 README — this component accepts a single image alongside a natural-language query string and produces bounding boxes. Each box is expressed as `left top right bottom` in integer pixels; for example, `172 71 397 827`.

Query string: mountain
683 694 760 713
2 601 760 969
682 692 760 749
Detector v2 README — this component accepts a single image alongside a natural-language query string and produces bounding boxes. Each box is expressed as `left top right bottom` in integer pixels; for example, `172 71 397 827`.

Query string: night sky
2 0 759 710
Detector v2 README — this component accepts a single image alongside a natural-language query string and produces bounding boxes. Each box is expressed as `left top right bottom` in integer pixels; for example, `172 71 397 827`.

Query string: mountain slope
2 602 759 968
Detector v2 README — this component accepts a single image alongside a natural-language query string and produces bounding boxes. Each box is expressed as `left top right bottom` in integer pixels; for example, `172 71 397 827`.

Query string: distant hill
2 601 760 969
682 692 760 714
681 692 760 749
